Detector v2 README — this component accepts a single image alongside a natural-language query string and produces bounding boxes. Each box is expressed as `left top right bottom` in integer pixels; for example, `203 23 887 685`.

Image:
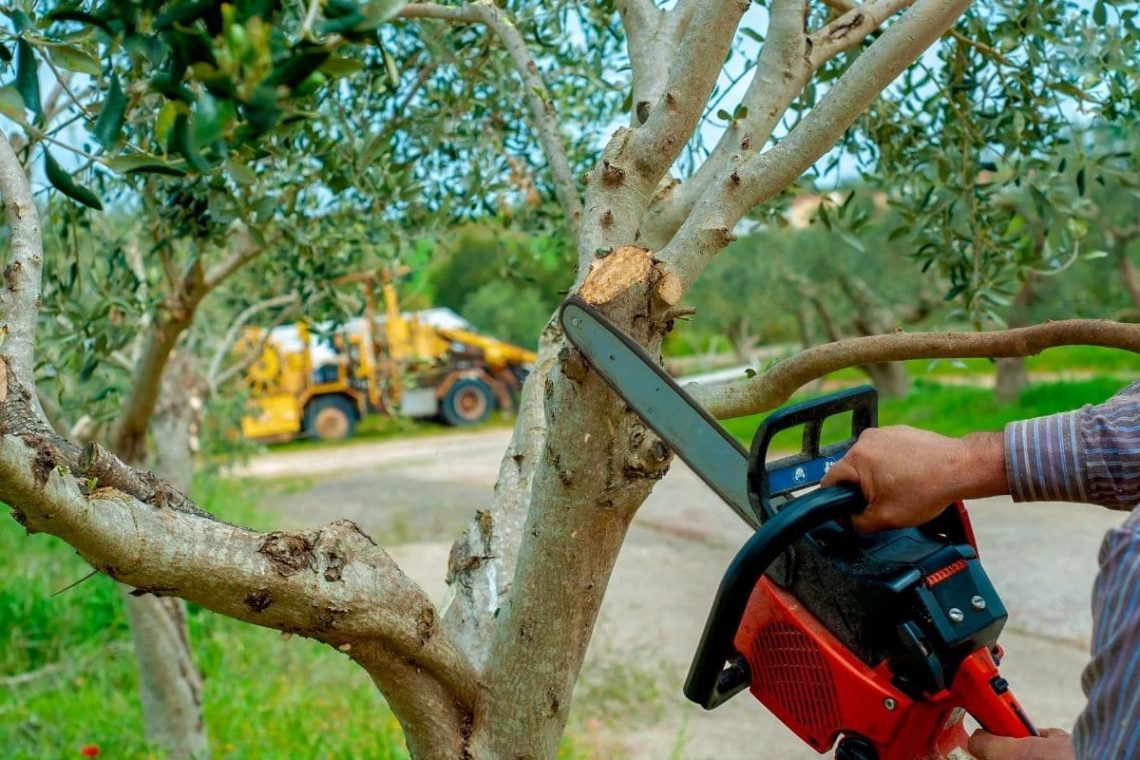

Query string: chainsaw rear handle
749 385 877 520
684 485 867 708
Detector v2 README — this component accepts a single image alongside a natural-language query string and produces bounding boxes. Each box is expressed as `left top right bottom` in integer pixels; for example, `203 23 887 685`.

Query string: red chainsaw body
733 503 1033 758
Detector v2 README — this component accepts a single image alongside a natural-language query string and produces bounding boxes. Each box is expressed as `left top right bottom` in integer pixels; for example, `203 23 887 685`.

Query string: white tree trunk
121 352 208 759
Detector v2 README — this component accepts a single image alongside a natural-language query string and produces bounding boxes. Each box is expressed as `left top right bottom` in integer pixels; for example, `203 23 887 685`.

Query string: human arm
1005 382 1140 509
821 382 1140 531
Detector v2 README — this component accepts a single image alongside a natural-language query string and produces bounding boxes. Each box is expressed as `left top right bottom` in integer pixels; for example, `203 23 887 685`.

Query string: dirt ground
239 429 1127 759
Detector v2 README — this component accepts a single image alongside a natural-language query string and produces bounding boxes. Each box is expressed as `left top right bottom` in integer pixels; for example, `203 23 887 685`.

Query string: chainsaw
560 298 1036 760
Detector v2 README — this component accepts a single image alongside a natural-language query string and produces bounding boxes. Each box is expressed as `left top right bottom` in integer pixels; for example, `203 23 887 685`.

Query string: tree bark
121 352 209 759
863 361 911 397
994 358 1028 404
122 595 207 759
472 248 675 758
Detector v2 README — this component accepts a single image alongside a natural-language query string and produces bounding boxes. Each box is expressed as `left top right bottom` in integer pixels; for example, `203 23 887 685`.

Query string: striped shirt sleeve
1003 382 1140 510
1001 382 1140 758
1072 508 1140 758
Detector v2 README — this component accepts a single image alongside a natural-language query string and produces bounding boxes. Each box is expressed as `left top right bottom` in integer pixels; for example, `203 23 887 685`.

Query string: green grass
0 479 410 759
0 478 589 759
721 377 1126 448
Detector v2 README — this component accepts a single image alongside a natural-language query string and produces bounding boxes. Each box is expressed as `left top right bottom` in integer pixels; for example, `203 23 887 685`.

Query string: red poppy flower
80 746 100 757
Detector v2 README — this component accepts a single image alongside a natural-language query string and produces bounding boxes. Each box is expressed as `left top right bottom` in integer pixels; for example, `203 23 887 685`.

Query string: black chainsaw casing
772 518 1006 696
743 386 1009 698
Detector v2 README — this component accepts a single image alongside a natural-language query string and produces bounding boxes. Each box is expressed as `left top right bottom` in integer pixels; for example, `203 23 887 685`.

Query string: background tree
426 222 572 347
684 197 945 395
1 2 1139 760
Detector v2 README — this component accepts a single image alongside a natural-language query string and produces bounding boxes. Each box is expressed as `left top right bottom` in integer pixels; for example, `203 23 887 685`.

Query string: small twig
300 0 321 38
665 306 697 320
78 442 214 520
52 569 100 596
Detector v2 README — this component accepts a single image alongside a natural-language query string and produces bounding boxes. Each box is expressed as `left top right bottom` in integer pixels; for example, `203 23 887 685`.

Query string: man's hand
968 728 1074 760
820 426 1008 532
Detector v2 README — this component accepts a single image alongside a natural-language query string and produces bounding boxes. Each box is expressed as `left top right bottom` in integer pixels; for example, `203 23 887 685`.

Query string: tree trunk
993 277 1035 403
122 595 208 759
861 361 911 397
794 304 815 351
994 357 1028 405
120 352 209 759
728 318 757 362
1118 248 1140 310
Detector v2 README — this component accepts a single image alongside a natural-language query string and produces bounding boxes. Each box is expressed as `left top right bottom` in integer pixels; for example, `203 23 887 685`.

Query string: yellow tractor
239 272 537 441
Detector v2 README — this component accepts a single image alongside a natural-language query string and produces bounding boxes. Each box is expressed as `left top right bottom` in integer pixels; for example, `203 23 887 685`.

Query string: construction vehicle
239 271 536 441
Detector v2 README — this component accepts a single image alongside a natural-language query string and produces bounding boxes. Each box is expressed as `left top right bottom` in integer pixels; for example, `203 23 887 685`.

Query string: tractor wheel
440 378 493 426
305 396 358 440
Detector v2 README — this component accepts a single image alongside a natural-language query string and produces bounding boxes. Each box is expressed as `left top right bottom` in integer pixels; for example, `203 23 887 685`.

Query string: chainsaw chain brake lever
684 484 867 709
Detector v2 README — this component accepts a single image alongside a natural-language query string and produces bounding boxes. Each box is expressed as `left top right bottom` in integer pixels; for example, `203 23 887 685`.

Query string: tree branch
398 2 584 242
203 224 266 290
692 319 1140 419
578 1 749 263
822 0 858 13
640 0 916 249
0 131 44 401
618 0 691 129
660 0 974 289
0 430 479 755
808 0 917 65
639 0 807 248
109 293 204 465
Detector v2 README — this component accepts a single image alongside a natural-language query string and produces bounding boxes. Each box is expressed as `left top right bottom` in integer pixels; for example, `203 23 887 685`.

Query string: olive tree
2 1 1139 759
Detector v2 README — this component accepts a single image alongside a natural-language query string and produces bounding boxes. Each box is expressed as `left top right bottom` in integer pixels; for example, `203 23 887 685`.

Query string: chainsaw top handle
684 484 867 708
748 385 878 520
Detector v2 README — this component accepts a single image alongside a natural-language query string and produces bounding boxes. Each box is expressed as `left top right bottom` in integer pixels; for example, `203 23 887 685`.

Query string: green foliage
855 2 1140 326
679 199 944 358
461 280 551 349
426 224 571 346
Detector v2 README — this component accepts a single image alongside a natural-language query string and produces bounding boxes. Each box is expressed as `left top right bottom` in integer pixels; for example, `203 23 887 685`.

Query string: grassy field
0 479 416 759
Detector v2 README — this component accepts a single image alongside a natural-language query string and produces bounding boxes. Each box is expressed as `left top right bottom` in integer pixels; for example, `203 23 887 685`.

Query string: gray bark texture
122 594 208 759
